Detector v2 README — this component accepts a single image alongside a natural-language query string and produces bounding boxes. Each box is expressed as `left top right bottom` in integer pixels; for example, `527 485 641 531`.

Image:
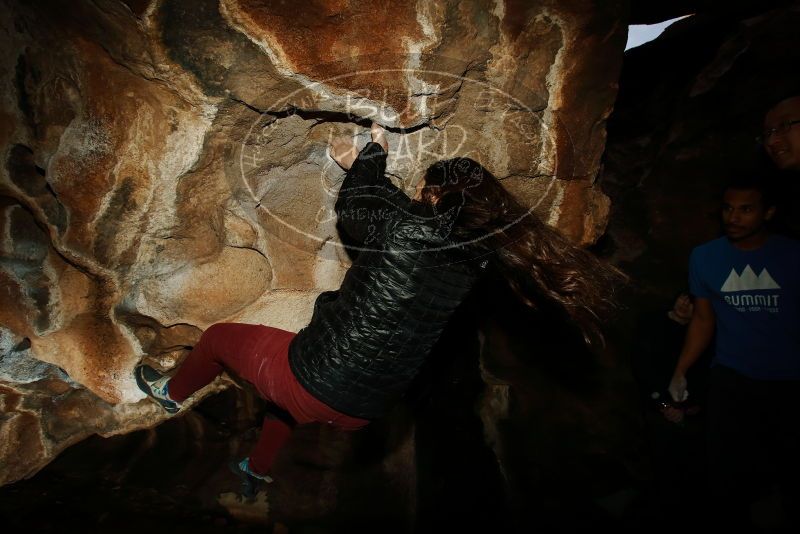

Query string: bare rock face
0 0 625 512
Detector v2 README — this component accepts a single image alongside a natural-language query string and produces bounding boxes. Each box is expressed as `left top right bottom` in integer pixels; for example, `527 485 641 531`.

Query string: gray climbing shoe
134 364 180 414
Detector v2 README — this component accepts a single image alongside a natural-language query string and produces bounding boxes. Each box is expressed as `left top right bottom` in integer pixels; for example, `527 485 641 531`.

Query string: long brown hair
420 158 623 346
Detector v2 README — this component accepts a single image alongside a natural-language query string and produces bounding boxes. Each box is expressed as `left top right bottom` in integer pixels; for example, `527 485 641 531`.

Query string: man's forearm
675 315 714 375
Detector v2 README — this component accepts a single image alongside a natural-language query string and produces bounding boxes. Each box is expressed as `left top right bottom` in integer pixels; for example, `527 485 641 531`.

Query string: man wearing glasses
759 95 800 239
762 95 800 171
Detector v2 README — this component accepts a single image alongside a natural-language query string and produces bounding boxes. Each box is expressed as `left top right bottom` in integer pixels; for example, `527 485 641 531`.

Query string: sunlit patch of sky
626 15 693 51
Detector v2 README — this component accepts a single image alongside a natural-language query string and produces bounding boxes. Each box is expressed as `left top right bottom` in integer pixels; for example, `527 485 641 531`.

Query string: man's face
721 188 775 241
763 96 800 171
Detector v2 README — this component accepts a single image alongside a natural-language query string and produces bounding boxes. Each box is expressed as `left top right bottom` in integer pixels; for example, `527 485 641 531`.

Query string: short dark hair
723 174 776 208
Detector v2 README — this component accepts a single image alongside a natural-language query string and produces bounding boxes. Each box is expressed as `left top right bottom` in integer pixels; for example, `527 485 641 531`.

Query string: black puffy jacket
287 142 488 419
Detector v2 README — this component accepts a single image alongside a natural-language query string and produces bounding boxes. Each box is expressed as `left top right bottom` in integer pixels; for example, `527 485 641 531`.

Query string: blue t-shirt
689 235 800 380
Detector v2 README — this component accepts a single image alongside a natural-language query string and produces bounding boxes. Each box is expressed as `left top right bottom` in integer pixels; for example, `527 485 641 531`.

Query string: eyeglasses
757 119 800 144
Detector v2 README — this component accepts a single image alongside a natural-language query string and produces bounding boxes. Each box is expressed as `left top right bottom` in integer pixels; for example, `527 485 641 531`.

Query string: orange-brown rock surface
0 0 626 494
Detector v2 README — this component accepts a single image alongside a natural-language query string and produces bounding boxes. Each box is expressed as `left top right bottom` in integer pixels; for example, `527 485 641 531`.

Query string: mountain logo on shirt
720 265 781 292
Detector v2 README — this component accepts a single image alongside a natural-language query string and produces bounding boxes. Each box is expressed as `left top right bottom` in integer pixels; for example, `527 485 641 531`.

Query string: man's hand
330 136 358 170
371 122 388 152
660 404 686 424
668 373 689 403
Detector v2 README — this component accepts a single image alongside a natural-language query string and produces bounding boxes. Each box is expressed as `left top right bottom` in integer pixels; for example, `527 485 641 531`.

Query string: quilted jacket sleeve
334 141 410 247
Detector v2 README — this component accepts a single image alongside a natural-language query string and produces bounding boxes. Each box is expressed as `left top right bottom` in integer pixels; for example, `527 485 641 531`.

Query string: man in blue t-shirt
668 177 799 527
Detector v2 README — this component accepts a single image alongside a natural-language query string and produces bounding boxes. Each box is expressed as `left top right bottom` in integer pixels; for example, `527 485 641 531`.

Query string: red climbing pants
168 322 369 475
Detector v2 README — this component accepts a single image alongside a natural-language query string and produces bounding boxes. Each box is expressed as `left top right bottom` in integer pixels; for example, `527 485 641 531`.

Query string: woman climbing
134 122 621 488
